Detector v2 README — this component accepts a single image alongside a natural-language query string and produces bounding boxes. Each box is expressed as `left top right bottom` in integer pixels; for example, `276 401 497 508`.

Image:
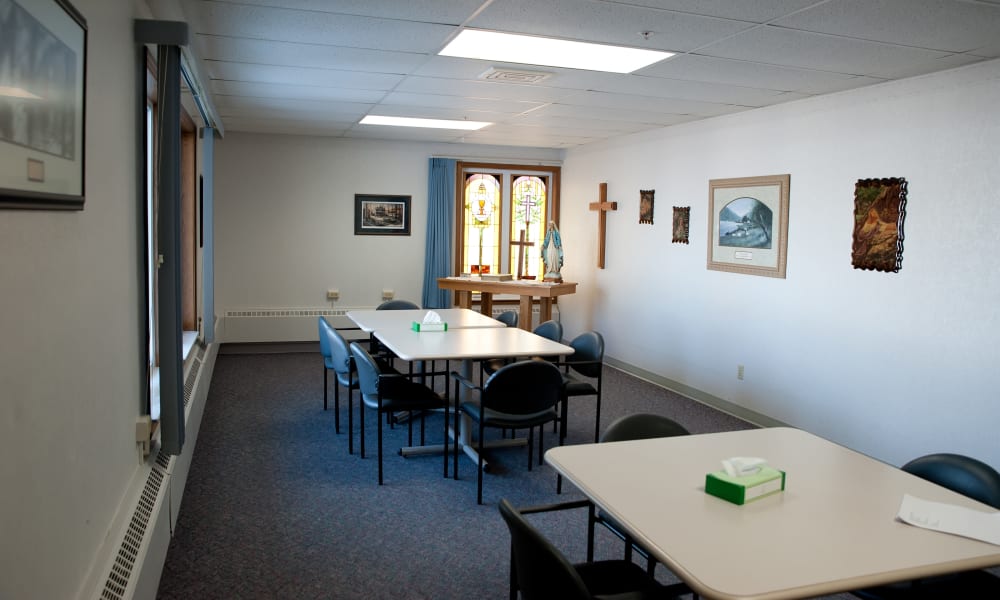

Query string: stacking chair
350 342 449 485
564 413 691 577
496 310 518 328
318 317 337 413
453 360 564 504
498 498 690 600
554 331 605 443
376 299 420 310
853 453 1000 599
483 319 563 383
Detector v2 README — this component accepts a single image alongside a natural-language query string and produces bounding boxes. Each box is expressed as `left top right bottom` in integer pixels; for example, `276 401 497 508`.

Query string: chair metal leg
453 378 461 481
359 401 366 458
556 473 563 494
348 384 355 454
442 400 449 478
527 427 534 471
477 421 485 504
323 368 328 411
538 424 545 466
586 503 596 563
509 539 519 600
377 400 384 485
333 375 341 434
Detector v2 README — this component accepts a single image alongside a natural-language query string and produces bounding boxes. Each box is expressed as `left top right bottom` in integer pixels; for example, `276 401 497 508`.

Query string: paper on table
897 493 1000 546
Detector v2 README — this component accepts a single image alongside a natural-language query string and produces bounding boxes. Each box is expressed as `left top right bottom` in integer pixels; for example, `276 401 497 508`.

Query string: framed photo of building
0 0 87 210
354 194 411 236
707 174 790 278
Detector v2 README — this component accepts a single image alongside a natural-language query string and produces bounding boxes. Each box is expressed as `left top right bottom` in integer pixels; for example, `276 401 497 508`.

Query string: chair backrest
377 299 420 310
496 310 518 328
498 499 593 600
318 317 333 358
324 323 353 376
902 453 1000 510
532 319 562 342
567 331 604 378
349 342 381 396
600 413 690 444
483 361 564 416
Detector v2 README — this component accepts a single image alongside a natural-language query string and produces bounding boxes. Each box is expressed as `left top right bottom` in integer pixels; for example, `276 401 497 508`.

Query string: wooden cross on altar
589 182 618 269
510 229 535 279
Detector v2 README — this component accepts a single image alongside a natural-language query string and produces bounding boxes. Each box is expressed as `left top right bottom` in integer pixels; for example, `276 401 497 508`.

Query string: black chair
372 299 420 368
498 498 690 600
853 453 1000 599
566 413 691 577
453 360 565 504
377 299 420 310
554 331 605 443
350 342 449 484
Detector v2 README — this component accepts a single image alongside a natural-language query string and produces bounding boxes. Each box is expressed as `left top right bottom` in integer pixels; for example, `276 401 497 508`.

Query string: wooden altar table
437 277 577 330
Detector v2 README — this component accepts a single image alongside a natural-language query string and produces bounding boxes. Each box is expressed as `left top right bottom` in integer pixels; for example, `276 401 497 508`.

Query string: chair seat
575 560 670 599
460 400 557 429
361 379 446 412
563 375 597 396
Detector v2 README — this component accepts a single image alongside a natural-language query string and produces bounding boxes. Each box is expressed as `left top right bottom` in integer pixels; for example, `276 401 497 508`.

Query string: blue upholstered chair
554 331 605 443
453 360 565 504
350 342 449 485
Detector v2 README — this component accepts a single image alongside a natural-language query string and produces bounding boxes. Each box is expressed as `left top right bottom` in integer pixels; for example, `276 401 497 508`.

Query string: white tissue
422 311 442 324
722 457 768 477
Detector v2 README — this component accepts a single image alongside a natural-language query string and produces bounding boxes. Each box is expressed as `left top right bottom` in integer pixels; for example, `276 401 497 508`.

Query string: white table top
546 427 1000 600
372 326 574 362
346 308 505 332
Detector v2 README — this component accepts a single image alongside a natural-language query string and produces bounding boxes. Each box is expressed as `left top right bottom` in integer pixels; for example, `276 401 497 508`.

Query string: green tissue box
705 466 786 505
411 321 447 332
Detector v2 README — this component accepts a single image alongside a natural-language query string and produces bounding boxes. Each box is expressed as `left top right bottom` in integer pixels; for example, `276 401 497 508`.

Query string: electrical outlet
737 364 745 380
326 289 339 300
382 289 394 301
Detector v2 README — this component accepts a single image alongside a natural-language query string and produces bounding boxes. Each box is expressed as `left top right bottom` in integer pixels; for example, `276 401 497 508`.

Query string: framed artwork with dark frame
639 189 654 224
354 194 411 236
672 206 690 244
707 174 790 278
851 177 907 273
0 0 88 210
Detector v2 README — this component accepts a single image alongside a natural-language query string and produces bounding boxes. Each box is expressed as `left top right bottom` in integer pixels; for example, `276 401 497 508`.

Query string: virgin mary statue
541 221 563 282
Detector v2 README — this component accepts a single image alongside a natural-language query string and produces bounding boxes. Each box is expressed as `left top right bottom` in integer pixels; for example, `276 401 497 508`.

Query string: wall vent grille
183 357 200 409
99 464 166 600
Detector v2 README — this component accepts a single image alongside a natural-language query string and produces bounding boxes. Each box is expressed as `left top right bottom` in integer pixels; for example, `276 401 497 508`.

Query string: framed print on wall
354 194 411 236
0 0 88 210
707 174 790 278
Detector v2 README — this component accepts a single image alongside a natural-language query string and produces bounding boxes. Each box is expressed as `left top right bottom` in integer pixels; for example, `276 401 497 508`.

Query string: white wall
558 58 1000 469
214 134 561 317
0 1 143 598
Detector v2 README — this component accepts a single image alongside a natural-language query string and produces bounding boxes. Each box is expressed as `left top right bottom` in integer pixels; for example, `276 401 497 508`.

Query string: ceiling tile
698 25 953 78
564 90 749 117
211 80 387 103
379 91 545 114
599 0 826 23
212 0 485 23
195 35 427 74
468 0 753 53
207 61 403 90
395 76 578 103
194 1 457 53
772 0 1000 54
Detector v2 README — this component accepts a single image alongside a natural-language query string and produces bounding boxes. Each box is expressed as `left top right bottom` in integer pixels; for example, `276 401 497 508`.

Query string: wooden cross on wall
589 182 618 269
510 229 535 279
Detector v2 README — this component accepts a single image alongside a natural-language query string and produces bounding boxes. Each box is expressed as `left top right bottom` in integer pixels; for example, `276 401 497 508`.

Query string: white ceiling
160 0 1000 149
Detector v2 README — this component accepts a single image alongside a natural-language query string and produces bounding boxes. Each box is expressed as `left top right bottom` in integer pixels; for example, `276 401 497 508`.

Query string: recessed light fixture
360 115 491 130
440 29 673 74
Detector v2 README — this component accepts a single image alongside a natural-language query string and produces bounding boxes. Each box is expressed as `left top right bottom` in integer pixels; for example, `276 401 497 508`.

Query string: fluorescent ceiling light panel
440 29 673 74
360 115 490 130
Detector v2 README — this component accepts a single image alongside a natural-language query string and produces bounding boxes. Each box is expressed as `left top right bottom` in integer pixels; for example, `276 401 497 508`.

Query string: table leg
455 290 472 309
518 295 533 330
479 291 493 317
539 297 553 323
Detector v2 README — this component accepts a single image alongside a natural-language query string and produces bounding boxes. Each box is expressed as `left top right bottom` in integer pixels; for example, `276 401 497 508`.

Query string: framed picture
672 206 689 244
639 189 654 224
707 174 790 278
851 177 907 273
354 194 411 236
0 0 87 210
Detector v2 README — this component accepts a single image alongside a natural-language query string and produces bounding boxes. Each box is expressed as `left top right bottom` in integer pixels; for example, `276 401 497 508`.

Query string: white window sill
149 331 199 421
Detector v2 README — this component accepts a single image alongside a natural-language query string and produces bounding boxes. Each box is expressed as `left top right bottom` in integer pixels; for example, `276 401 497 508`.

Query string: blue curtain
422 158 456 308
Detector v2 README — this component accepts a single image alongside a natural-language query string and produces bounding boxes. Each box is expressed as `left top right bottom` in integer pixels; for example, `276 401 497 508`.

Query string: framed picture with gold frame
707 174 790 278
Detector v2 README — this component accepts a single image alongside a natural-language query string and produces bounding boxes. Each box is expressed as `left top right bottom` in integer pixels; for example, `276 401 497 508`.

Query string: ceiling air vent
478 67 552 84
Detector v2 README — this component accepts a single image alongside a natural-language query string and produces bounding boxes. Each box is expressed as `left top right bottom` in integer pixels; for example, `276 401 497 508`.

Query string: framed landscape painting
0 0 87 210
707 174 790 278
354 194 411 236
